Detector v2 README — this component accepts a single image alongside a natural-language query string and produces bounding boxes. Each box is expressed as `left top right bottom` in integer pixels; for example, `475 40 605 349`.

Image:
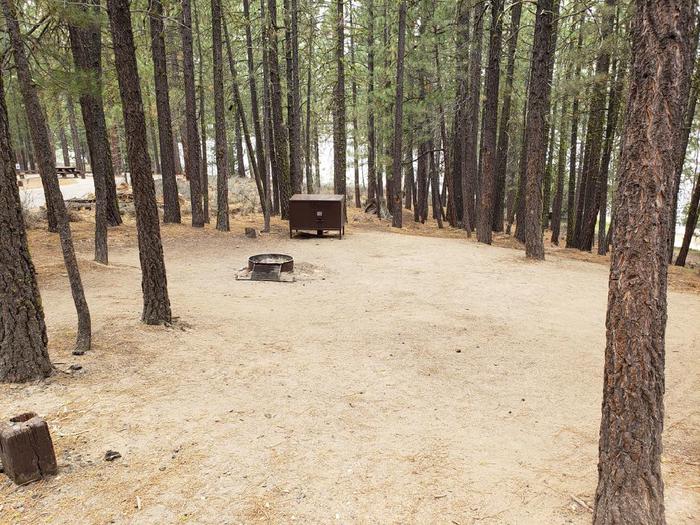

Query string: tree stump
245 227 258 238
0 412 58 485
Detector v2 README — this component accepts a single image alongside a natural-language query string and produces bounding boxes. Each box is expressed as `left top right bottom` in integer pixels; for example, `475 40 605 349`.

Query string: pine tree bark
211 0 229 231
0 69 53 383
333 0 347 210
180 0 205 227
284 0 303 195
148 0 181 224
66 0 112 263
523 0 557 260
107 0 172 325
3 0 92 353
594 1 694 521
477 0 503 244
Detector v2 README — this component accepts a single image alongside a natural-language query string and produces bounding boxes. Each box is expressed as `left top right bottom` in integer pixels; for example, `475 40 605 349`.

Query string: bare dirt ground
1 208 699 524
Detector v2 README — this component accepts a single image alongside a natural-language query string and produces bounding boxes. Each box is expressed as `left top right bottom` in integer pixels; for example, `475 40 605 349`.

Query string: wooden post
0 413 58 485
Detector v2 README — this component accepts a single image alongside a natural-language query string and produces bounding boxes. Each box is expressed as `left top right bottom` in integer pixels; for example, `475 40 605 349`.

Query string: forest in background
2 0 699 262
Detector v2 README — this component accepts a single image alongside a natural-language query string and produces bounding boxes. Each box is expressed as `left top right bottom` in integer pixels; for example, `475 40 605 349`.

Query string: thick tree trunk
148 0 181 224
3 0 92 353
180 0 205 227
260 0 279 215
0 69 52 383
333 0 347 213
476 0 503 244
67 0 112 263
523 0 557 260
595 0 695 521
107 0 172 325
211 0 229 231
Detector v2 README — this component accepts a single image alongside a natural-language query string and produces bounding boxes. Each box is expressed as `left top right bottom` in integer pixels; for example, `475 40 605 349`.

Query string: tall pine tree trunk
450 0 470 227
65 96 85 175
148 0 181 224
0 68 52 383
180 0 205 227
574 0 615 251
366 0 377 205
493 1 521 232
67 0 112 263
333 0 347 211
476 0 503 244
107 0 172 325
550 90 568 245
211 0 229 231
594 1 694 521
675 171 700 267
194 1 209 223
462 3 484 233
597 58 625 256
267 0 291 218
3 0 92 353
522 0 557 260
667 26 699 262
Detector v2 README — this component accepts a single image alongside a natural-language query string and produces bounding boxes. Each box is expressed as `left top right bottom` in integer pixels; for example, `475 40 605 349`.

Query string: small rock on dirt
104 450 121 462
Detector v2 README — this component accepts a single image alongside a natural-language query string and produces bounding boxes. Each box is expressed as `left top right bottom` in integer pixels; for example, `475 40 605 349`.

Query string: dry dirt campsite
1 208 699 524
